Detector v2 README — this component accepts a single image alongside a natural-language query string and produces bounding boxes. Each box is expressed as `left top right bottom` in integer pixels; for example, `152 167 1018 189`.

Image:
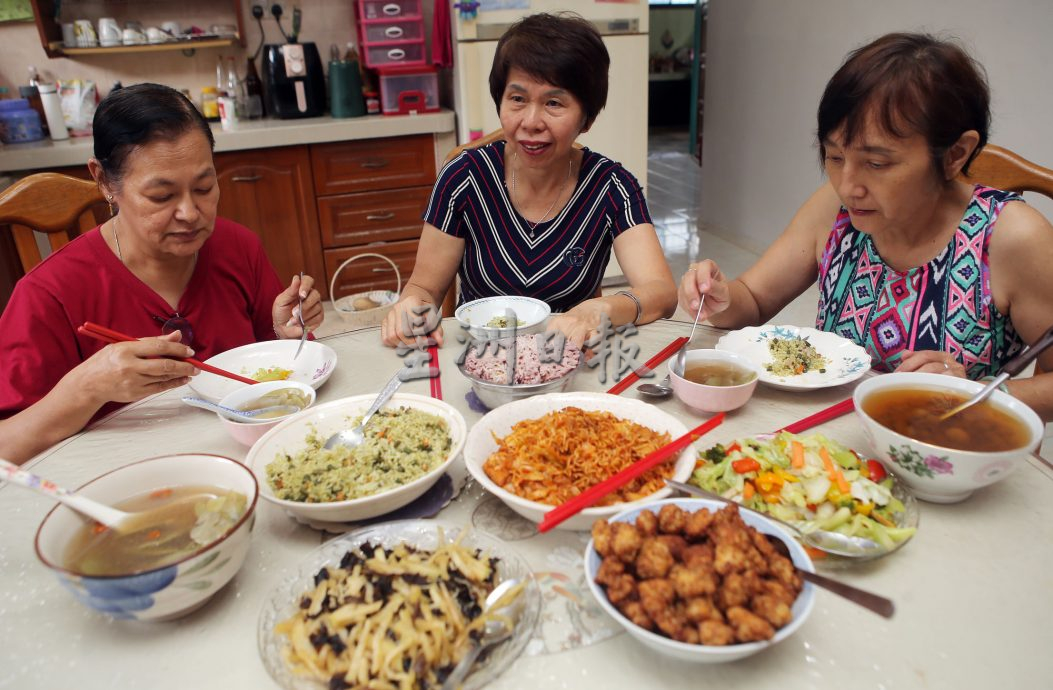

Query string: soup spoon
1 458 196 536
673 294 706 377
665 479 885 558
181 396 301 422
441 578 524 690
637 374 673 398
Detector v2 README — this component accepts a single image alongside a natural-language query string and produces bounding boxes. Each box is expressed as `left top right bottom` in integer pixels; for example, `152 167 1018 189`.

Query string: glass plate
257 520 540 690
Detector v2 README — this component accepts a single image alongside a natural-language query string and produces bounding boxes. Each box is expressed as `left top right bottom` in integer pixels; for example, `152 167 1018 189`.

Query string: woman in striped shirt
381 13 677 348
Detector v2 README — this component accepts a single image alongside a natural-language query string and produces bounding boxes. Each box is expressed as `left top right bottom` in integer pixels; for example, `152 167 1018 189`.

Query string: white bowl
245 393 467 524
188 339 338 402
463 392 698 530
668 349 760 413
584 497 816 662
34 454 258 621
215 381 316 447
854 372 1043 503
454 296 551 340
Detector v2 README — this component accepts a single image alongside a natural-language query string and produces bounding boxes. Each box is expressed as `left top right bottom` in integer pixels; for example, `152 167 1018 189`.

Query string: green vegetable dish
691 432 915 551
266 407 452 503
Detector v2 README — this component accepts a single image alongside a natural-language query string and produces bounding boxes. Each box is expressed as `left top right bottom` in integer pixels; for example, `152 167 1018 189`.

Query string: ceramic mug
98 17 120 47
61 22 77 48
161 21 181 38
145 27 169 44
122 27 147 45
73 19 98 47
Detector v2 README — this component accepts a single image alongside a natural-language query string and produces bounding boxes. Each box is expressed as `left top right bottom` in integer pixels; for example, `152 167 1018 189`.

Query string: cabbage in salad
691 432 915 551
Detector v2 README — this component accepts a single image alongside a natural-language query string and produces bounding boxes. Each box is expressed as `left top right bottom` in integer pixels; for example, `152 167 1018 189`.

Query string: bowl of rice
244 393 467 524
454 296 551 340
458 333 583 409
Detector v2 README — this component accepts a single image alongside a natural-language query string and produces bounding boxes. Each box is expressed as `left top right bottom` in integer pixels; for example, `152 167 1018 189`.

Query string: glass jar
0 98 45 144
201 86 220 122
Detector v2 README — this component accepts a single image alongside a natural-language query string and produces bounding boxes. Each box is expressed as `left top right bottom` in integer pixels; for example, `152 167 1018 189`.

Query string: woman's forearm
0 377 101 464
707 279 763 329
1005 375 1053 423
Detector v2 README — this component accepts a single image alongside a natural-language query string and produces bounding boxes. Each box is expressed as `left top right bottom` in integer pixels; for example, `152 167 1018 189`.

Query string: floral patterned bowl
853 373 1043 503
34 454 258 621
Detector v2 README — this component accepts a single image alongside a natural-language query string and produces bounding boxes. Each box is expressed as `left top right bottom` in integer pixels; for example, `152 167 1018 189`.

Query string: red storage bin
379 66 439 115
357 0 426 70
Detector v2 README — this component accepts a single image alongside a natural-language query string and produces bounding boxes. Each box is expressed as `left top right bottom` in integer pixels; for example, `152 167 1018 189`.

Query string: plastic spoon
441 578 523 690
181 396 300 422
1 459 193 536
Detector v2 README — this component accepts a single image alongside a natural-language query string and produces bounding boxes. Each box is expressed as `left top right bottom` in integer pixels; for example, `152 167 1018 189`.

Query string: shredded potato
482 407 673 507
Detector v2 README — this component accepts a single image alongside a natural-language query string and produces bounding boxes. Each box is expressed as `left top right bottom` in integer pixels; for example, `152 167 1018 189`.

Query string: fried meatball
634 509 658 537
714 542 748 575
684 596 724 624
617 600 654 631
750 528 778 559
611 522 643 564
605 574 638 605
760 579 798 607
595 556 626 586
683 508 716 540
681 543 714 569
651 607 690 640
635 538 675 579
591 519 613 557
768 554 802 590
655 534 688 560
726 606 775 642
657 504 687 534
670 562 717 599
717 571 754 609
698 620 737 646
751 594 793 628
638 577 676 606
711 521 752 552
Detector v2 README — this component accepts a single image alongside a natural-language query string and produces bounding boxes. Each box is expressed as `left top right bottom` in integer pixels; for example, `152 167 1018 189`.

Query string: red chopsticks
427 344 442 400
77 322 258 385
538 412 725 532
775 397 855 434
606 336 689 396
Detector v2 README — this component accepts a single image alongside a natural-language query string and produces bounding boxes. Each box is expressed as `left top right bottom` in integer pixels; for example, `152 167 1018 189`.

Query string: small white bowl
668 349 760 413
216 381 316 447
584 497 816 662
454 296 551 340
854 372 1043 503
34 454 258 621
463 392 697 530
245 393 467 524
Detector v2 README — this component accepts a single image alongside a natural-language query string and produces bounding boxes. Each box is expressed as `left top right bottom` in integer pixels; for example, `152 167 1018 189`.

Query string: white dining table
2 318 1051 690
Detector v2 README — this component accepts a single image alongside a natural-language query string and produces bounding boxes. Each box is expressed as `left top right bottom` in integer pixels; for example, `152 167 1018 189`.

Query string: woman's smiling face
108 129 219 259
499 67 586 166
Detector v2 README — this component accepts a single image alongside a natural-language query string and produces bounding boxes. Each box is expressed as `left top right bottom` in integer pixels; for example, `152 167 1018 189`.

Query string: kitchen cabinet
214 146 325 296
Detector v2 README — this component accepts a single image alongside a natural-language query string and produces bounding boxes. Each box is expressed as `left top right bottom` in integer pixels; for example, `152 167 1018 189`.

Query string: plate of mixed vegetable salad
690 432 917 559
715 326 871 390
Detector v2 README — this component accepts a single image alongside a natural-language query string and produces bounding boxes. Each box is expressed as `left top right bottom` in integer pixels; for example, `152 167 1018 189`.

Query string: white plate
187 340 337 401
715 325 871 390
464 392 698 531
244 393 467 524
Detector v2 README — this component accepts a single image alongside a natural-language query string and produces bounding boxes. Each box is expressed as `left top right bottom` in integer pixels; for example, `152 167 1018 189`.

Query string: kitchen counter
0 110 456 173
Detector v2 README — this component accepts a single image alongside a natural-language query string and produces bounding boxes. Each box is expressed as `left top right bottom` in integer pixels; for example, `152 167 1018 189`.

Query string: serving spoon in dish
441 578 524 690
324 369 405 451
1 458 201 537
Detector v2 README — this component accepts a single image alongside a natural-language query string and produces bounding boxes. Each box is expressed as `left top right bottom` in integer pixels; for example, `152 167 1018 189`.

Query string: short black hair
489 12 609 131
817 33 990 178
93 83 215 185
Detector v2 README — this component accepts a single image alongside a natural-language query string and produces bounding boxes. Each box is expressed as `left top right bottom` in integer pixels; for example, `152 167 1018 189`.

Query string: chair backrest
962 143 1053 200
0 173 106 273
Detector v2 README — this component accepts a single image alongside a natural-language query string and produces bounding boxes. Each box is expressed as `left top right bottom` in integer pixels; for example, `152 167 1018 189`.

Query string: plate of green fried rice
715 325 871 390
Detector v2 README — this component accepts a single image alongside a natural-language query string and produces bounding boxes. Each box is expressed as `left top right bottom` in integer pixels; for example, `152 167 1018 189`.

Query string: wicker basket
329 253 402 328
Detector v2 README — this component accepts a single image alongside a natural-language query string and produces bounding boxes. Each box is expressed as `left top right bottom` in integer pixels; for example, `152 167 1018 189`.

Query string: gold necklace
511 150 573 238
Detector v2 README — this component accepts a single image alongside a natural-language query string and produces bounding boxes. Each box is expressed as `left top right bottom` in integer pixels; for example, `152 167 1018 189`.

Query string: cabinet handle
386 48 406 61
372 266 395 273
384 26 404 39
382 3 401 16
231 175 262 183
360 160 390 169
366 212 396 221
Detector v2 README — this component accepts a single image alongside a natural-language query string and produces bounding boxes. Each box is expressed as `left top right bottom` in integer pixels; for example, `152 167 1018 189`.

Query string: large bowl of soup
668 349 760 413
34 454 258 621
853 373 1043 503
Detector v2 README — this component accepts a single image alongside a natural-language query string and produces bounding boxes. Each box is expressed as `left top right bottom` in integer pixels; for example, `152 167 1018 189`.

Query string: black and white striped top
424 140 651 313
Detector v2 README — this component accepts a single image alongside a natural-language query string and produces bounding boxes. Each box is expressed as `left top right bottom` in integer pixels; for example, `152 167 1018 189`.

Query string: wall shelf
52 37 239 57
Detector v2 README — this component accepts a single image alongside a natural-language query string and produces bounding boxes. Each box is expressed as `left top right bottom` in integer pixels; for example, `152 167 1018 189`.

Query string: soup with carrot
862 387 1031 452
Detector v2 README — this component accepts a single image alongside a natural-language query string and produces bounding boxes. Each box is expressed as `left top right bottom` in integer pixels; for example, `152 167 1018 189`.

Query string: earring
106 195 115 216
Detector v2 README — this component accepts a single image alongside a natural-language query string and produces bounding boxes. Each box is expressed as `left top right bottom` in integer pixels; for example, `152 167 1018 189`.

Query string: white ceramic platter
187 339 337 401
716 325 871 390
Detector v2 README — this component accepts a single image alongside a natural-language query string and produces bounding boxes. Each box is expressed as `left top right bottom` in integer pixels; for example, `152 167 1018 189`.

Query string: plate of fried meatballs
585 498 816 662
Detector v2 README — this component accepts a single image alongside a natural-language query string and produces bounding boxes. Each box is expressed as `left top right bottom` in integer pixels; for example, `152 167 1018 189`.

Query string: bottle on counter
37 83 69 141
216 55 227 95
226 56 243 116
201 86 220 122
243 58 265 119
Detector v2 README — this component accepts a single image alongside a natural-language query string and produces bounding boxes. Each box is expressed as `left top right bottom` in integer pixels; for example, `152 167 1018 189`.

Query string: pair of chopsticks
606 336 689 396
775 398 855 434
77 322 257 385
427 344 442 400
537 412 726 532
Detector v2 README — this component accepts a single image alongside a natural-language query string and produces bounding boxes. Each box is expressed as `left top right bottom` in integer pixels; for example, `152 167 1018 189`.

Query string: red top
0 217 284 418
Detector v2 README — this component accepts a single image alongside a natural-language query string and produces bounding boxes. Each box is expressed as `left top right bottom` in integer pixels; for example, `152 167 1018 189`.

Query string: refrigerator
450 1 650 191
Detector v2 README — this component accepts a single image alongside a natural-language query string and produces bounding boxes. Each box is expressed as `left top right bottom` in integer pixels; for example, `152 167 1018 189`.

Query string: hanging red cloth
432 0 453 68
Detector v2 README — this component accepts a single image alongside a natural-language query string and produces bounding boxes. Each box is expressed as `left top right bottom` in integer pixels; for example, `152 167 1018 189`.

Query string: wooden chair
0 173 106 273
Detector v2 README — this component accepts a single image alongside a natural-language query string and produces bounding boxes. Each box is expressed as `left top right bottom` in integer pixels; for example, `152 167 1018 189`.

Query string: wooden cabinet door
214 146 326 298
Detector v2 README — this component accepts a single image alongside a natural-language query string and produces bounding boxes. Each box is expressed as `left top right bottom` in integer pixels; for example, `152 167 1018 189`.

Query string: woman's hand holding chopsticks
73 331 199 405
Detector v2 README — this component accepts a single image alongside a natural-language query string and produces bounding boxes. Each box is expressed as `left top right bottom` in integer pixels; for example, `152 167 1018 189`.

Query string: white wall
701 0 1053 254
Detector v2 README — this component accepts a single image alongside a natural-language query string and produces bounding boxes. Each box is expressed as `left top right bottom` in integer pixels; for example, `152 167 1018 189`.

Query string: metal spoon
442 578 523 690
1 459 201 537
637 374 673 398
181 396 301 423
938 322 1053 421
763 533 894 618
294 271 308 359
323 369 404 450
673 293 706 376
665 479 884 558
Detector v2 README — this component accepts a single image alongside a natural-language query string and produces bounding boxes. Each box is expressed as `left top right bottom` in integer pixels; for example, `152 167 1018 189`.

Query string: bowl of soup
34 454 258 621
217 380 316 447
454 296 551 340
853 372 1043 503
668 349 760 413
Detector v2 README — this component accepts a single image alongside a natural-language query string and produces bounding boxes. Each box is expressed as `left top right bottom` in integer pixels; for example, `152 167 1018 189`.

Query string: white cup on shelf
98 17 121 47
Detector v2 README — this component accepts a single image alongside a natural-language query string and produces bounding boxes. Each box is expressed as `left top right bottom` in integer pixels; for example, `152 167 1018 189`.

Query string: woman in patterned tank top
676 33 1053 421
